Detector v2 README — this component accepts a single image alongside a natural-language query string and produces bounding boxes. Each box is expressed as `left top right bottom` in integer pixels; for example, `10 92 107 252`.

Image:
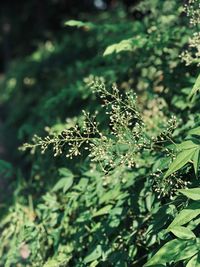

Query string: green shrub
0 0 200 266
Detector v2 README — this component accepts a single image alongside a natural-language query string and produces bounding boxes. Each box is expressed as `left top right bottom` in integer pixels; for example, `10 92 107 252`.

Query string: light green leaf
52 168 74 193
192 149 200 176
189 73 200 98
186 253 200 267
84 245 102 264
179 188 200 201
43 259 58 267
176 140 199 150
164 148 196 178
52 177 73 193
170 226 196 239
74 178 88 191
64 20 94 29
103 39 133 56
103 36 146 56
58 168 74 178
93 205 113 217
90 260 99 267
188 126 200 136
145 239 198 266
167 203 200 229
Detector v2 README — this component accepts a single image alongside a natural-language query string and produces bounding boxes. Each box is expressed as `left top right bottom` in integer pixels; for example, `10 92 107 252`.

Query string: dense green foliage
0 0 200 266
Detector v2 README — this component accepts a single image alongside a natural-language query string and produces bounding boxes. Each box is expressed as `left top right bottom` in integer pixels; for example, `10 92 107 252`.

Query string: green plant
1 0 200 266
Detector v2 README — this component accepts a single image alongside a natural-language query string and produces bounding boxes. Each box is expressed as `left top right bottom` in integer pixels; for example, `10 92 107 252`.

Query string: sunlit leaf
186 253 200 267
93 205 113 217
52 177 73 193
84 245 102 264
167 203 200 229
164 148 196 178
176 140 199 150
145 239 198 266
192 149 200 176
188 126 200 136
58 168 74 178
103 36 146 56
189 73 200 99
64 20 94 29
179 188 200 201
170 226 195 239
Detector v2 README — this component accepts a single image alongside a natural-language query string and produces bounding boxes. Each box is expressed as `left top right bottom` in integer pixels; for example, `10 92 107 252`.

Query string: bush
0 0 200 266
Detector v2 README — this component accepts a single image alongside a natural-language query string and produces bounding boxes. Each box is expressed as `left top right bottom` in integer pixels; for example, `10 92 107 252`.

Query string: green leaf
103 39 133 56
64 20 94 29
170 226 196 239
179 188 200 201
93 205 113 217
167 203 200 229
189 73 200 99
192 149 200 176
84 245 102 264
43 259 59 267
0 160 13 177
144 239 198 266
176 140 199 150
188 126 200 136
58 168 74 178
174 139 200 176
170 239 198 262
164 148 196 178
74 178 88 191
52 168 74 193
186 253 200 267
52 177 73 193
103 36 146 56
90 260 99 267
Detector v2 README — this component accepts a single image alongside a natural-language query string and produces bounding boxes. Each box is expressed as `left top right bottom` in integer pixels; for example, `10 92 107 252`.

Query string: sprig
20 79 144 172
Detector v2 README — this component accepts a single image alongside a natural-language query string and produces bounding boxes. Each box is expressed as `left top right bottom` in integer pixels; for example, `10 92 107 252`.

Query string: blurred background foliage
0 0 200 266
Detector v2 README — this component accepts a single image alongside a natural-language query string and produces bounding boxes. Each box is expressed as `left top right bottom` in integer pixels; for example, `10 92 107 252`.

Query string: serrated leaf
170 226 196 239
167 203 200 229
164 148 196 178
179 188 200 201
93 205 112 217
84 245 102 264
144 239 198 266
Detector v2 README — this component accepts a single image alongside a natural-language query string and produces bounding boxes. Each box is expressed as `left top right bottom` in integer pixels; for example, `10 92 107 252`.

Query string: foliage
0 0 200 266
